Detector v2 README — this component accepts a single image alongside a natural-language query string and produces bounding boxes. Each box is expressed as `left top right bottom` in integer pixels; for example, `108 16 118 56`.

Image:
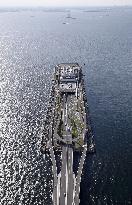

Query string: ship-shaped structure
41 63 95 205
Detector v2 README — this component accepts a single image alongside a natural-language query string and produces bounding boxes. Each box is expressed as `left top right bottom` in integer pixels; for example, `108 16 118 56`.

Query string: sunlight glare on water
0 7 132 205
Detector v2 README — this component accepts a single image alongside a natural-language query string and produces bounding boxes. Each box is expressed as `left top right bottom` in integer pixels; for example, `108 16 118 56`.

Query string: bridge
47 94 88 205
48 129 87 205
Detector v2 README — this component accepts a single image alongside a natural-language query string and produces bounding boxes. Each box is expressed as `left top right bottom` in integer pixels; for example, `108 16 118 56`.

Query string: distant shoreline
0 6 132 13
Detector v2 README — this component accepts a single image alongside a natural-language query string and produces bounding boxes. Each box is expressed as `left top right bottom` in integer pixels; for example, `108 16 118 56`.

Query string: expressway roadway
48 124 58 205
59 146 67 205
67 146 74 205
59 145 74 205
49 93 87 205
74 142 87 205
59 94 74 205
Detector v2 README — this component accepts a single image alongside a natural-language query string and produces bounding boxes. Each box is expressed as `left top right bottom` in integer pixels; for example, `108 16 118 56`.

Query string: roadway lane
60 94 75 205
74 142 87 205
59 146 67 205
48 124 58 205
65 94 74 205
67 146 74 205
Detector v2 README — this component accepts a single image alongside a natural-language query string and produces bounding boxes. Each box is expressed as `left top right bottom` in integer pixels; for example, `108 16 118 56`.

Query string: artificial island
41 63 95 205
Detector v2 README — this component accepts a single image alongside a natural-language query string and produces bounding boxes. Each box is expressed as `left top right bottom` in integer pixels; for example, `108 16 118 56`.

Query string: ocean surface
0 7 132 205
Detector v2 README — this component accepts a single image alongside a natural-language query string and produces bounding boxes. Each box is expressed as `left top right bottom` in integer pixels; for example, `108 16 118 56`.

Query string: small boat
63 22 69 25
88 143 96 153
88 136 96 153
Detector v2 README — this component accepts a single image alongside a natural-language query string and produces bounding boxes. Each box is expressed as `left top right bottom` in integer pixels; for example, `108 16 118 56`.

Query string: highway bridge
47 94 88 205
48 131 87 205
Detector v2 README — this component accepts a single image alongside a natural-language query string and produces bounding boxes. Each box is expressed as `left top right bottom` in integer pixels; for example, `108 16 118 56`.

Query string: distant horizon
0 5 132 8
0 0 132 8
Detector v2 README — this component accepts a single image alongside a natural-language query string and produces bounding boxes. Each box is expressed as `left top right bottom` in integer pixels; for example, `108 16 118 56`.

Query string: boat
62 22 69 25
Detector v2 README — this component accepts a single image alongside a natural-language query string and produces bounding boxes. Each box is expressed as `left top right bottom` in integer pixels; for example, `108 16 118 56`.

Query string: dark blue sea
0 7 132 205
